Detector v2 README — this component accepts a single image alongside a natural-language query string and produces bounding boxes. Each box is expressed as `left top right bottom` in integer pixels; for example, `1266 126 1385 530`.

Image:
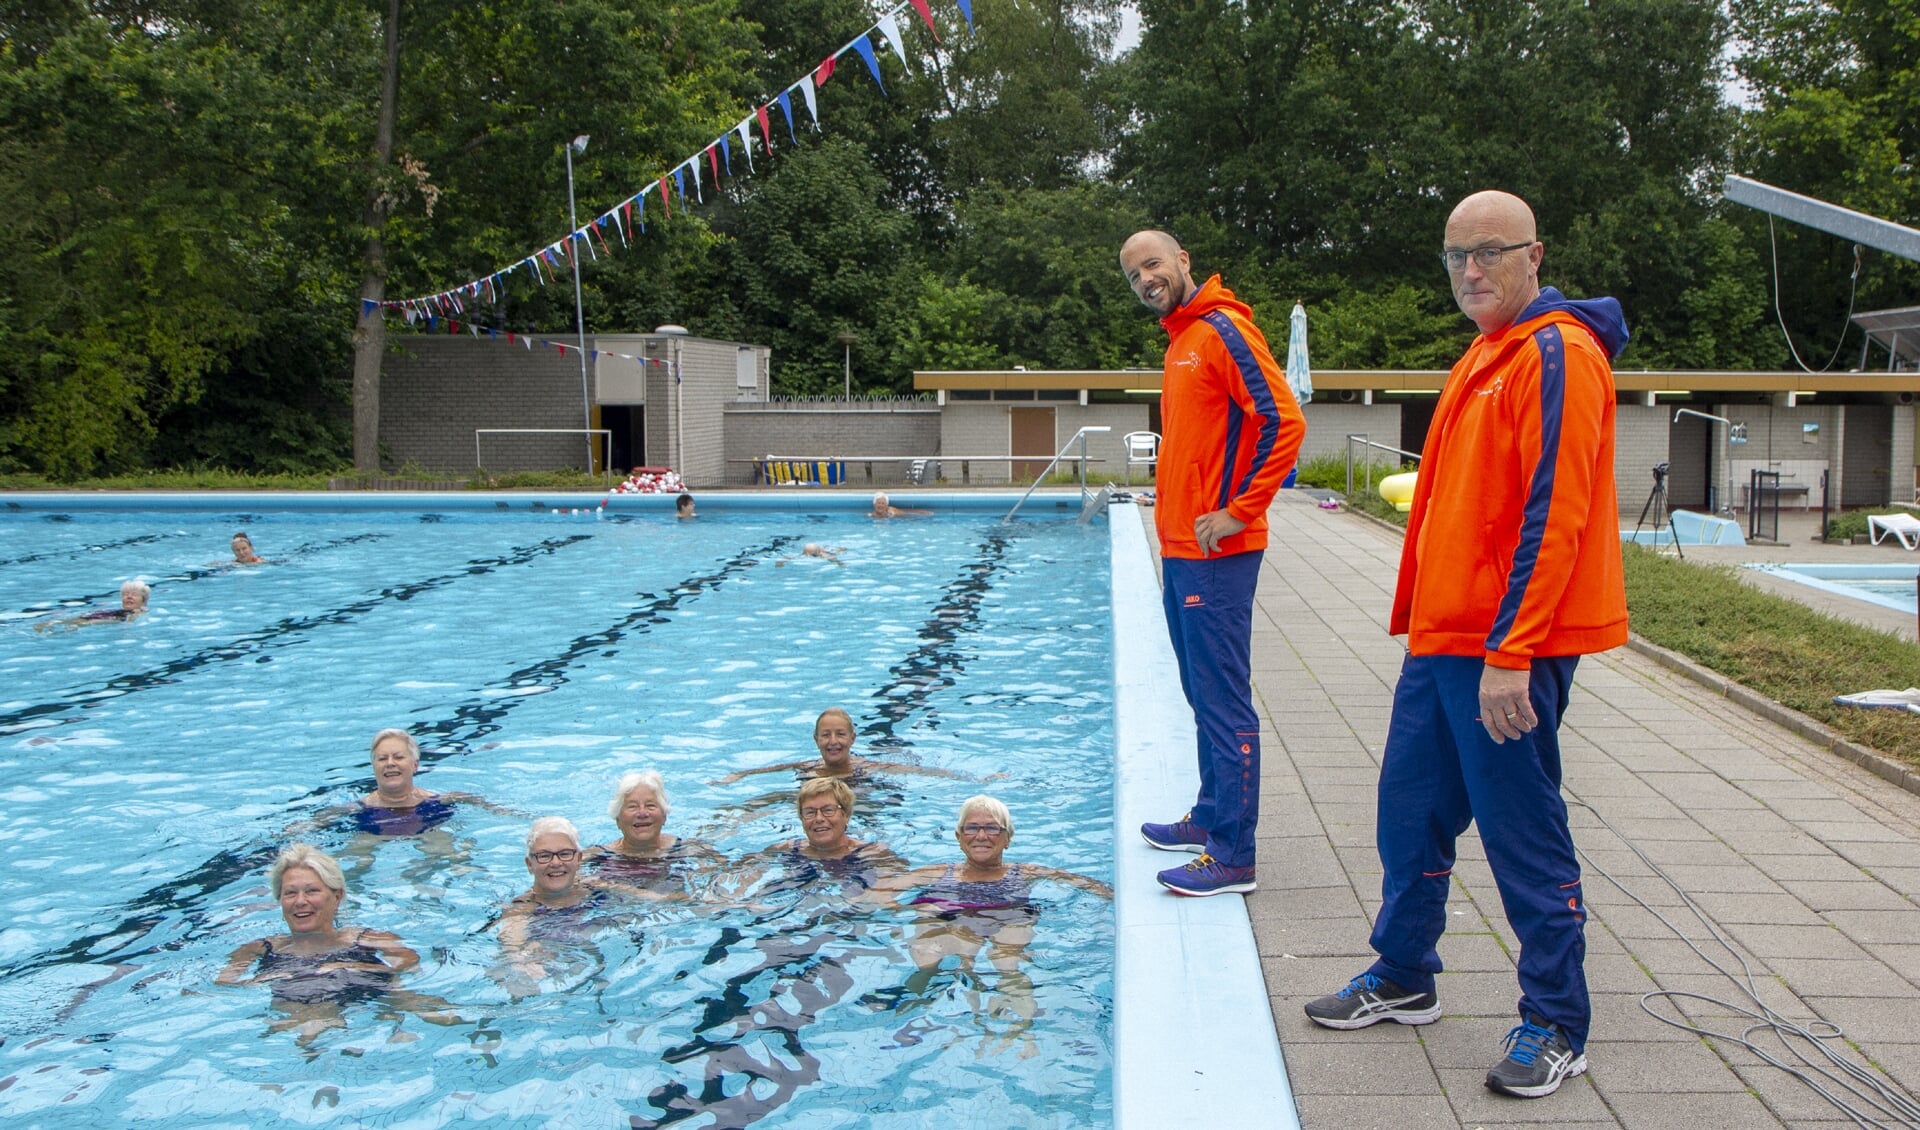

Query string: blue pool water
1746 562 1920 615
0 500 1114 1127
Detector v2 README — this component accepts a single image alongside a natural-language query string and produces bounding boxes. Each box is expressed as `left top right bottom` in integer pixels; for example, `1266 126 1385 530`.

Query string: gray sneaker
1303 972 1441 1030
1484 1015 1587 1098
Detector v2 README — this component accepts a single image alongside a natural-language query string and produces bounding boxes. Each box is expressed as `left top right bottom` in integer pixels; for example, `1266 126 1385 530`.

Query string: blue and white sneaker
1140 813 1207 853
1156 852 1256 896
1485 1015 1587 1098
1303 972 1441 1029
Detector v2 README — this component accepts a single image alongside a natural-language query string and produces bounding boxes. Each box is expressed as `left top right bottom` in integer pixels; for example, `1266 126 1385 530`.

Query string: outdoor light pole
838 330 856 399
565 134 593 473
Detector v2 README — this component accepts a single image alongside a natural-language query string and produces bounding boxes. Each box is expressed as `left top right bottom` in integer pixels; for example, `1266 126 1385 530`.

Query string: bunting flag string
372 0 972 316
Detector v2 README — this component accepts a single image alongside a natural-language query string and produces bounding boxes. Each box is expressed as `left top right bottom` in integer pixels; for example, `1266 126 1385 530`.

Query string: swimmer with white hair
216 843 462 1043
588 769 724 893
495 816 665 995
36 580 149 632
870 492 930 518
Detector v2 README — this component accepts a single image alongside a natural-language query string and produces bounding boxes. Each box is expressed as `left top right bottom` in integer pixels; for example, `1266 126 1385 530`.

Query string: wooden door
1010 407 1056 481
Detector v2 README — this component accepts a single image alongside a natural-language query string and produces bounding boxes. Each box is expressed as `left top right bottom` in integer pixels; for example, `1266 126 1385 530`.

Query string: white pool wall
1108 502 1298 1129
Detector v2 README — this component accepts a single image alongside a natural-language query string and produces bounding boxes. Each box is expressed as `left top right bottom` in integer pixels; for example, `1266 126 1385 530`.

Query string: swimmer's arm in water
709 759 809 785
439 791 522 818
584 875 678 903
861 759 986 782
1023 865 1114 900
215 940 268 986
338 928 418 974
281 801 360 838
858 863 946 906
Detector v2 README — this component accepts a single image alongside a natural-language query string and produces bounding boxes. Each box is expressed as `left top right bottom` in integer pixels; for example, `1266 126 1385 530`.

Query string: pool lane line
632 906 895 1129
2 532 391 619
403 534 803 759
0 536 797 990
0 530 183 569
858 526 1015 755
0 534 592 736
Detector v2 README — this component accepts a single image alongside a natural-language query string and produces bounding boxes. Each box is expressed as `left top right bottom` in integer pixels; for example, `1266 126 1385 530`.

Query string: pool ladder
1003 427 1111 523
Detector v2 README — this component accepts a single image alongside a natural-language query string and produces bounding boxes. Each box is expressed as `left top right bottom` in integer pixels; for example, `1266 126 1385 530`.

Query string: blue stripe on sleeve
1487 325 1567 653
1202 311 1284 504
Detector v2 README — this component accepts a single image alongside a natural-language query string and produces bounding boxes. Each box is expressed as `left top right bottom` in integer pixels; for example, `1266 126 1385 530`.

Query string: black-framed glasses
1440 241 1534 273
530 849 580 864
800 805 844 820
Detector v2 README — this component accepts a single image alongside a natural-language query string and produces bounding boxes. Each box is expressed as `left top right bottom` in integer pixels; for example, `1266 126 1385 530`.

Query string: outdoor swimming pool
1745 562 1920 615
0 496 1115 1127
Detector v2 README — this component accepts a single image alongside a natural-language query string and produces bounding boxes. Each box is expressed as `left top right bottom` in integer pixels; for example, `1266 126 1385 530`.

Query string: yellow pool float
1377 471 1417 512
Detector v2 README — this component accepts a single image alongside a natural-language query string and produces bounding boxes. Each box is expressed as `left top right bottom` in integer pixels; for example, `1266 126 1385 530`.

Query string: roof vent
654 324 689 336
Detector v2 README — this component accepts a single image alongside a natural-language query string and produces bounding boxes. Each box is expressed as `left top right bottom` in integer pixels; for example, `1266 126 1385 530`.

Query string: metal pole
566 136 592 473
843 341 851 398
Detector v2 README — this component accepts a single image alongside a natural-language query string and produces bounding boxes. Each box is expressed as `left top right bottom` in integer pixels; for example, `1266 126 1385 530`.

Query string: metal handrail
1004 427 1111 522
1344 434 1421 499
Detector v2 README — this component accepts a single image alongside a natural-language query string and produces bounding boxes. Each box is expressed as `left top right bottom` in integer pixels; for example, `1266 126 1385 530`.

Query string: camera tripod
1633 462 1683 559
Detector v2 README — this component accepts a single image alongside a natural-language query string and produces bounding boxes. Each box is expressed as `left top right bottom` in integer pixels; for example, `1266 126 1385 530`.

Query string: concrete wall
1299 402 1404 465
722 399 943 486
1613 404 1670 520
381 337 586 473
935 400 1149 484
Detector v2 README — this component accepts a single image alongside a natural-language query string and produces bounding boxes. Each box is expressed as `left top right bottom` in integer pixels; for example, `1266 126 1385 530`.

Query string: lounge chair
1867 513 1920 550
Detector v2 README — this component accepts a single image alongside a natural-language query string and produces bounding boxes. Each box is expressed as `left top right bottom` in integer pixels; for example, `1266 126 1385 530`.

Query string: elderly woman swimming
588 770 722 893
355 728 511 835
496 816 664 995
217 844 457 1042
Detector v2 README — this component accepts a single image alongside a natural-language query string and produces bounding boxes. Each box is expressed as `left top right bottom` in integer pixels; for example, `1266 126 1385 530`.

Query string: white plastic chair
1123 431 1160 484
1868 513 1920 550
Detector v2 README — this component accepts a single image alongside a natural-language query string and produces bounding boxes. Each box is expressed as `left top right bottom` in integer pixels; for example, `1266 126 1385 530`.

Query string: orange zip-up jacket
1154 275 1305 559
1391 289 1629 667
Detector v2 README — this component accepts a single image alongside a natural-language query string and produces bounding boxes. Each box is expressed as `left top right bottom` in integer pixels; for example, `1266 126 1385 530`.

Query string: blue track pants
1366 653 1590 1051
1160 551 1263 868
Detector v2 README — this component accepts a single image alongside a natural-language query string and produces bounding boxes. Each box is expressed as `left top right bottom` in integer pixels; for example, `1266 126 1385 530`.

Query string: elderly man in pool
216 844 461 1045
869 492 930 518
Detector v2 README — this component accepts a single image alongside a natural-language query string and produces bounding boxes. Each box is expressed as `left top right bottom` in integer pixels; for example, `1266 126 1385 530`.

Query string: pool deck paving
1167 493 1920 1129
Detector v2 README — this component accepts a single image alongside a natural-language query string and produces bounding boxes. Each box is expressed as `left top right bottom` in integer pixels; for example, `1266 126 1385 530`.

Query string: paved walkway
1231 493 1920 1129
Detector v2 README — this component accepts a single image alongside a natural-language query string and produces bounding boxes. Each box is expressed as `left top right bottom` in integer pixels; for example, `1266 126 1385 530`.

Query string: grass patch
0 467 348 490
1623 543 1920 765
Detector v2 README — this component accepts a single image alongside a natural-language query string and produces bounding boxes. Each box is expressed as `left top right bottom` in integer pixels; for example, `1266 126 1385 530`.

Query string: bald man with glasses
1304 190 1630 1100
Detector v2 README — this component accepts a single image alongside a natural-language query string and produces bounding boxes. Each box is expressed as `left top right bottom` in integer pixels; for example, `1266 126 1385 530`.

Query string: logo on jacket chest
1472 374 1506 398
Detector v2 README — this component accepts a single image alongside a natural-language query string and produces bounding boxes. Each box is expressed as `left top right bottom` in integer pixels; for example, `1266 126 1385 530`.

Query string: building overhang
914 369 1920 395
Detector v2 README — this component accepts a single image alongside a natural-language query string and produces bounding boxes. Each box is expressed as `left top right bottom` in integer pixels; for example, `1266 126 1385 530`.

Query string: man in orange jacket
1303 191 1627 1100
1118 230 1304 896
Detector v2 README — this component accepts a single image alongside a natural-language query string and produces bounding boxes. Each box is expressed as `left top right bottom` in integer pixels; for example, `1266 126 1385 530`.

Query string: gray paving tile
1747 853 1875 882
1774 958 1914 998
1280 1037 1438 1095
1604 1089 1786 1129
1583 1037 1745 1092
1684 891 1827 926
1823 909 1920 944
1804 994 1920 1042
1773 878 1915 911
1290 1094 1458 1130
1724 922 1873 962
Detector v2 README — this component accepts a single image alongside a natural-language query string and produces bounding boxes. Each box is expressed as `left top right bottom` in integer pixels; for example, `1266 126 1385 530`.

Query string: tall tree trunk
351 0 401 470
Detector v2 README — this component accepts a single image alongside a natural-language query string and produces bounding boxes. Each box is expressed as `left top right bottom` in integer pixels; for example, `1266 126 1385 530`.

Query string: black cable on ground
1568 793 1920 1128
